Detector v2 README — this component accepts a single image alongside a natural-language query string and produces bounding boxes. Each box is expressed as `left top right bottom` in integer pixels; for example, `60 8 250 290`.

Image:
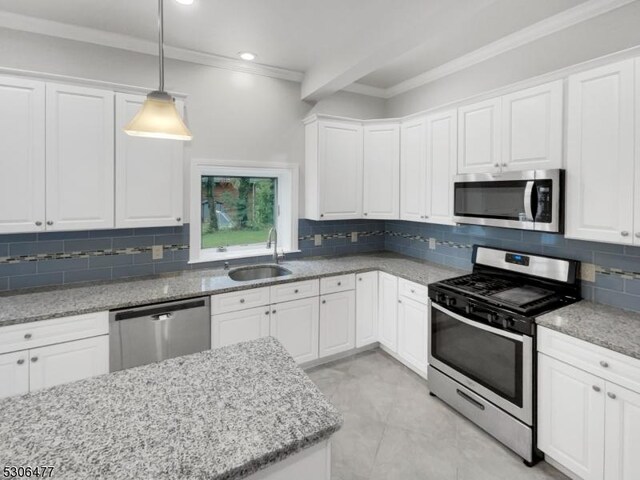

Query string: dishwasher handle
151 312 174 321
112 299 207 321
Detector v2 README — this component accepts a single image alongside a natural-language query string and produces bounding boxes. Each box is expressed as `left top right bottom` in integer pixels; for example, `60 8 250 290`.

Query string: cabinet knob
635 233 640 239
46 221 53 226
337 281 342 286
398 299 402 304
364 213 368 216
600 360 609 368
176 217 181 222
420 215 424 219
411 289 415 293
607 392 617 400
35 221 42 226
502 163 508 167
240 299 245 304
31 357 38 363
424 215 429 219
17 359 25 365
322 300 326 304
265 311 269 315
320 214 324 218
494 163 500 168
294 289 299 293
621 231 629 237
272 310 276 314
24 333 32 340
358 277 362 281
592 385 601 392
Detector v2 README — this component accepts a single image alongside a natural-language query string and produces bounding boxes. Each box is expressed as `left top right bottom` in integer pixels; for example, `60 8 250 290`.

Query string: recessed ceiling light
175 0 194 5
239 52 257 61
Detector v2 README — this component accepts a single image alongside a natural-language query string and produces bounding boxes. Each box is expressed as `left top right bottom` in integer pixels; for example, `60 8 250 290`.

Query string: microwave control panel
534 184 552 223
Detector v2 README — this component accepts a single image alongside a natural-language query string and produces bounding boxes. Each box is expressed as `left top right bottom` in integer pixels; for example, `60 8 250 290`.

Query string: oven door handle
431 303 524 342
523 180 535 222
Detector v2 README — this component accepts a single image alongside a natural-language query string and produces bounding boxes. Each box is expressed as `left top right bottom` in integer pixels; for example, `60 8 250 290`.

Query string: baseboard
302 342 379 370
378 345 428 380
544 455 584 480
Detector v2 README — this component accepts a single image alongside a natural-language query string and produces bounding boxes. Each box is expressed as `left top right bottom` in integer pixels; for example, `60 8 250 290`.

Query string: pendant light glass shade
124 91 193 140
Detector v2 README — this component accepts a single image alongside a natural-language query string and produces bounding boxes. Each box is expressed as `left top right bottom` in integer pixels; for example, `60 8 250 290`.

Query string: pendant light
124 0 193 141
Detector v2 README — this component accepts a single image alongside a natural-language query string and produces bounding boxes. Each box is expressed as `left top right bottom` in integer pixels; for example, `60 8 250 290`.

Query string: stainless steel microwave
453 169 563 233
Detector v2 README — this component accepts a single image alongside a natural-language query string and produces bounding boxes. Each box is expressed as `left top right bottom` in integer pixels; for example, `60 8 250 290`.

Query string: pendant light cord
158 0 165 92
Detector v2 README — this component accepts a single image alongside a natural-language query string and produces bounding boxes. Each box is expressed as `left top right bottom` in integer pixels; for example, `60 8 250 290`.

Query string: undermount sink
228 265 292 282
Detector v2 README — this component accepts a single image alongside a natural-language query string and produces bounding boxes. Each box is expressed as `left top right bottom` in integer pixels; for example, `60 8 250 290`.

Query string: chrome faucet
266 227 283 264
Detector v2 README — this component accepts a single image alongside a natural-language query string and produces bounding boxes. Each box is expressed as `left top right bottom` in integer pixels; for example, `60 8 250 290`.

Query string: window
190 160 298 263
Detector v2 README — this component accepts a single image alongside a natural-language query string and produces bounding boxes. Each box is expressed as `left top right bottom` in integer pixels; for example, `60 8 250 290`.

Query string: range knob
488 313 499 323
465 304 474 315
446 297 457 307
436 293 446 303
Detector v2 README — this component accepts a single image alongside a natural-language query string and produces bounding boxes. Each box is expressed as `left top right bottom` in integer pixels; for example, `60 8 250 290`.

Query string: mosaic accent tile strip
0 245 190 264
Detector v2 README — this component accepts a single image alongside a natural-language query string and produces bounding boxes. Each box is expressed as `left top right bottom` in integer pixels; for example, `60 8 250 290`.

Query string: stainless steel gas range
427 246 580 466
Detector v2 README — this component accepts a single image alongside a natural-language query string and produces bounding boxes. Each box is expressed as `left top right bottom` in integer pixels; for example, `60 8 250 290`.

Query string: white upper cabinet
458 98 501 174
305 117 363 220
400 117 427 222
566 60 635 244
426 109 457 225
0 76 45 234
363 122 400 219
46 83 114 231
501 80 563 171
115 93 184 228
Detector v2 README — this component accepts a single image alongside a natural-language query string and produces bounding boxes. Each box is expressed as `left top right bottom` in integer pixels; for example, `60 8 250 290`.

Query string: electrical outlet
314 234 322 247
580 263 596 282
429 238 437 250
152 245 164 260
351 232 358 243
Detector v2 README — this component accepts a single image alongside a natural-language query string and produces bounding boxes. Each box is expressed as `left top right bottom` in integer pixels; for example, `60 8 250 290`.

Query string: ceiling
0 0 626 100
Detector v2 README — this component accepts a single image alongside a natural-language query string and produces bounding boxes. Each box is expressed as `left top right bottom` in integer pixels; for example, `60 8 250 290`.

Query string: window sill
189 248 301 265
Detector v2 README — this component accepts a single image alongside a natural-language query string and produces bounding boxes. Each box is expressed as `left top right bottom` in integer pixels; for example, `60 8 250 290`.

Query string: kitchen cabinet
319 290 356 358
270 297 319 364
400 116 427 222
377 272 398 352
458 98 501 174
362 122 400 219
426 109 457 225
29 336 109 392
604 383 640 480
355 271 378 348
566 60 635 245
0 76 45 234
46 83 114 231
304 117 363 220
398 295 429 376
0 351 29 398
212 306 271 348
115 93 184 228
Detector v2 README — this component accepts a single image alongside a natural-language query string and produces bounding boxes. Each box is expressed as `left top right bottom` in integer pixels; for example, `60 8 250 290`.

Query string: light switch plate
314 234 322 247
152 245 164 260
429 238 437 250
580 263 596 283
351 232 358 243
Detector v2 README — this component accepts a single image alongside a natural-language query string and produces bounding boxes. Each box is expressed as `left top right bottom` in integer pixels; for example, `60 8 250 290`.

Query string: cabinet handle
621 231 629 237
607 392 617 400
600 361 609 368
31 357 38 363
24 333 32 340
35 221 42 226
592 385 601 392
17 359 25 365
176 217 181 222
240 299 245 304
46 221 53 226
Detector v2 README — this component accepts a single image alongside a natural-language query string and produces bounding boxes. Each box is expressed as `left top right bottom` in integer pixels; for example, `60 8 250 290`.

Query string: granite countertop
0 337 342 480
537 301 640 361
0 253 461 327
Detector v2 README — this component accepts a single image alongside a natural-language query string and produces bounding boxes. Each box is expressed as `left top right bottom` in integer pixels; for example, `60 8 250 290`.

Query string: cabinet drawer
398 278 429 305
320 274 356 294
0 311 108 355
270 280 319 304
211 287 270 315
538 326 640 393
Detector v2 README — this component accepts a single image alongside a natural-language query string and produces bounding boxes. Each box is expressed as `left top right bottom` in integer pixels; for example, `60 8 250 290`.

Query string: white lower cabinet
397 295 429 376
319 290 356 358
0 350 30 398
212 306 271 348
378 272 398 352
270 297 319 364
29 336 109 392
604 383 640 480
355 272 378 347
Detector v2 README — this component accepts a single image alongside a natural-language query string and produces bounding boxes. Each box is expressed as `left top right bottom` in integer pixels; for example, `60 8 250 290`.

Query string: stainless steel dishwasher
109 297 210 372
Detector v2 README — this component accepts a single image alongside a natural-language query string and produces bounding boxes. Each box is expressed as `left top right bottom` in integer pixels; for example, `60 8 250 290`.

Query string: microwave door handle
524 181 535 222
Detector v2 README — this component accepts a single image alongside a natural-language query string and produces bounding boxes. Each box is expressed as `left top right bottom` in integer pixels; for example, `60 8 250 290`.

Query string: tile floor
306 348 568 480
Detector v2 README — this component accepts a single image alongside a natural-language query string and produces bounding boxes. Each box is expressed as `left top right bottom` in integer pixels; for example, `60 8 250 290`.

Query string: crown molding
341 82 388 98
384 0 636 98
0 11 304 83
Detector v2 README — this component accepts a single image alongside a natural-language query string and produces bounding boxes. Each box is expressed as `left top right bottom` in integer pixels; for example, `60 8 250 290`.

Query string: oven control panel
505 253 530 266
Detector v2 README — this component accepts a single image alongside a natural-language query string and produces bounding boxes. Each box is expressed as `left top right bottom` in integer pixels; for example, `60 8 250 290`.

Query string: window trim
189 159 299 264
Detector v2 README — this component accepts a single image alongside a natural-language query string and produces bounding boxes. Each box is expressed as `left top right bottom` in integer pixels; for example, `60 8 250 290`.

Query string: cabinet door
29 336 109 392
397 296 429 375
566 60 635 244
318 120 363 220
115 93 184 228
270 297 319 364
426 109 457 225
355 271 378 347
538 354 605 480
319 290 355 358
0 77 45 234
0 350 29 399
634 59 640 246
501 80 563 171
46 84 114 231
377 272 398 352
400 117 427 222
363 123 400 219
457 98 501 174
212 306 270 348
604 383 640 480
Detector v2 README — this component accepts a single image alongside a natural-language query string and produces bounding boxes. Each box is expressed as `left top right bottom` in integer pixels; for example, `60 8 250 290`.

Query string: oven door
428 303 533 425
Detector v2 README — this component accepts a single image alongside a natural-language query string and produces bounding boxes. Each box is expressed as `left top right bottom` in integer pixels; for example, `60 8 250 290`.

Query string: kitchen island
0 337 342 480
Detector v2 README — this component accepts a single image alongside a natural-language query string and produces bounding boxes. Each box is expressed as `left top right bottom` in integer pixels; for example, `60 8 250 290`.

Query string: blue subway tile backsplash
1 218 640 314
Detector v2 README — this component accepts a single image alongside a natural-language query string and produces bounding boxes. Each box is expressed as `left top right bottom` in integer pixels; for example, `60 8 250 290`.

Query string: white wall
385 2 640 117
0 28 385 218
